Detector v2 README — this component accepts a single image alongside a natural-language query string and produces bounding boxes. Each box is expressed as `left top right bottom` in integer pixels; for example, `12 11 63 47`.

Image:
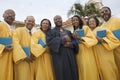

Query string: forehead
101 7 110 12
73 16 79 20
89 18 95 21
5 10 15 15
42 20 49 23
26 16 35 21
54 16 61 20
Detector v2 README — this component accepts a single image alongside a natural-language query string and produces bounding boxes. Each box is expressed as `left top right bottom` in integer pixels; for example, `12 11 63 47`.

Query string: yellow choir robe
13 27 34 80
31 29 54 80
92 27 120 80
0 22 14 80
76 26 99 80
101 17 120 77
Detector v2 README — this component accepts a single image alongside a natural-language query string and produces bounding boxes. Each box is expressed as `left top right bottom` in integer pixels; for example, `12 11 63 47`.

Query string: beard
103 14 111 21
5 17 14 25
56 22 62 27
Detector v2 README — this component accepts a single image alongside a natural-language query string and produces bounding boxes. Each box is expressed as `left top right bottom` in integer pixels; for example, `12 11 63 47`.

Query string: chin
104 18 109 21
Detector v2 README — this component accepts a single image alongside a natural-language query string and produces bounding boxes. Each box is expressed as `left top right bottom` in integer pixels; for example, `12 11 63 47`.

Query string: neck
6 22 13 25
91 27 95 31
105 17 111 22
75 27 80 30
42 30 47 33
56 25 62 27
27 28 32 31
75 26 81 30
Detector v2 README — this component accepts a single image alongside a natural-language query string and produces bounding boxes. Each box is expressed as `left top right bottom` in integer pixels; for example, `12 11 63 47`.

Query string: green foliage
67 3 100 17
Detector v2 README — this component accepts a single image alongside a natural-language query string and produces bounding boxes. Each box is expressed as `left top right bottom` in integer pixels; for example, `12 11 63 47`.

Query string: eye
105 10 109 12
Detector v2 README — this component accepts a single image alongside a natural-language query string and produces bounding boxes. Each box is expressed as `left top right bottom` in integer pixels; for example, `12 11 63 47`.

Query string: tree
67 3 100 18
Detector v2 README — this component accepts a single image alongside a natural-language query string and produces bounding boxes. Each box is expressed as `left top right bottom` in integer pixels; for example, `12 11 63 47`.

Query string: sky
0 0 120 26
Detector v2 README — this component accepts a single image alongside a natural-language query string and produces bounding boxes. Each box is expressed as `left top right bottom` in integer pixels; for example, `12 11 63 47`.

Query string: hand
24 56 33 63
4 45 13 52
64 35 71 42
73 31 81 40
30 54 36 61
64 41 71 47
73 31 77 38
96 36 103 42
81 16 87 25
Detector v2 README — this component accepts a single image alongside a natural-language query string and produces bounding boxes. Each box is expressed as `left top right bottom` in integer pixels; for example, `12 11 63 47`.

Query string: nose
8 13 15 17
103 11 106 14
56 18 61 21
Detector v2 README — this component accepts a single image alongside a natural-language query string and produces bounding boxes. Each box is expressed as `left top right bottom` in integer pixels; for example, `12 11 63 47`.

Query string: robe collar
3 21 15 31
55 26 65 31
25 27 37 34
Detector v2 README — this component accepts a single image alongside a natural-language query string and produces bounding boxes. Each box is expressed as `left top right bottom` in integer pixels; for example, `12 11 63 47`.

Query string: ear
24 20 26 23
32 23 34 26
3 13 5 18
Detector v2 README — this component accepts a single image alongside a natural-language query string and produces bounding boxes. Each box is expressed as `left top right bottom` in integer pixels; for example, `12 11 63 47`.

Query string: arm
102 29 120 50
13 30 27 63
46 29 61 53
31 31 46 58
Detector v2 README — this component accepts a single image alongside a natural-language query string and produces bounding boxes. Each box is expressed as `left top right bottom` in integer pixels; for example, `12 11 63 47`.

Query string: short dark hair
101 6 111 13
72 15 83 30
40 18 51 31
87 16 99 27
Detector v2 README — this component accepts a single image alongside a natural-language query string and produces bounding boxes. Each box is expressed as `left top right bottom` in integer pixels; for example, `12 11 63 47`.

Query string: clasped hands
73 31 82 40
4 44 13 52
63 35 72 47
23 53 36 63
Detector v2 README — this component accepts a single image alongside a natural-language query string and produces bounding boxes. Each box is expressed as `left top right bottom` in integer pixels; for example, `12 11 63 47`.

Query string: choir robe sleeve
0 44 5 56
0 22 7 56
81 26 98 48
46 29 61 53
31 31 46 57
13 30 27 63
102 29 120 50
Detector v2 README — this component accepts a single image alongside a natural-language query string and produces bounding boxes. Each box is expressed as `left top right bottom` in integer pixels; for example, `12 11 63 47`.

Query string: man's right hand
64 41 72 47
4 45 13 52
23 56 33 63
64 35 71 42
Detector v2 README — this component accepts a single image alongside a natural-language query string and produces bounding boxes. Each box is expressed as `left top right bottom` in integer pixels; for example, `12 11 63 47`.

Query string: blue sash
38 39 46 47
0 37 12 45
112 29 120 40
22 46 30 56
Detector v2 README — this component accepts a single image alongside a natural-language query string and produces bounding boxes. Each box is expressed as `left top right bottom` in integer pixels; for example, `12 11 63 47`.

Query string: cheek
89 22 95 27
73 22 79 26
42 26 49 30
100 13 104 16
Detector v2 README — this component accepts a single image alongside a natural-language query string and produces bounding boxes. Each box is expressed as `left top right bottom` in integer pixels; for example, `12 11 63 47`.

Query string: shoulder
47 28 56 34
0 22 9 30
15 27 24 30
0 21 7 27
83 25 91 31
83 25 89 29
0 21 5 24
32 29 41 36
111 17 120 23
63 28 71 33
14 27 26 33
